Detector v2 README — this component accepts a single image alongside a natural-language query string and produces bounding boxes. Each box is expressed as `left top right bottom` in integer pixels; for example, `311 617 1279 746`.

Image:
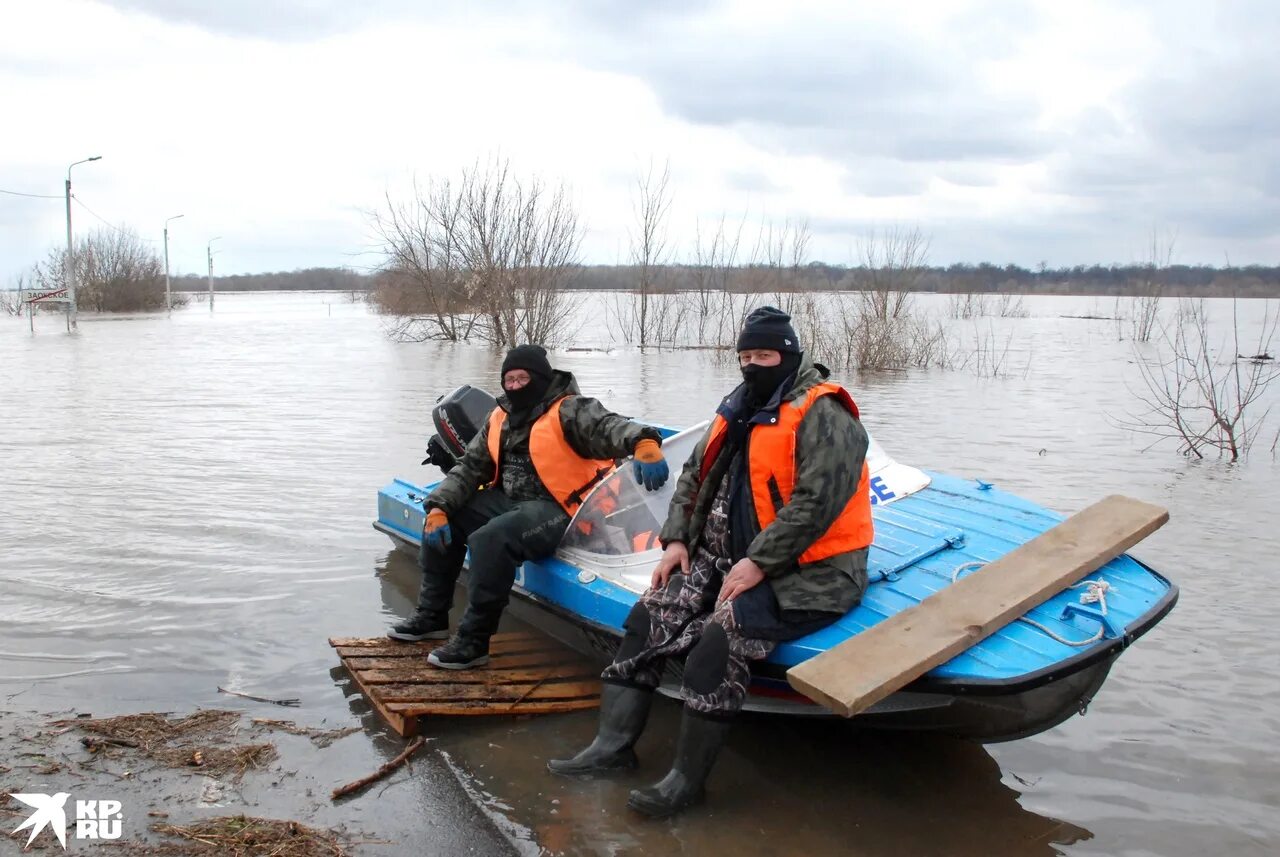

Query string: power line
0 187 63 199
72 196 158 242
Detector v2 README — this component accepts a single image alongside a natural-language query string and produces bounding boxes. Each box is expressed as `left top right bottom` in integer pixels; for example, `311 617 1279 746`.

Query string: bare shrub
791 291 950 372
948 291 989 319
797 226 948 371
2 275 27 316
947 291 1025 320
26 228 166 312
369 160 583 347
995 292 1029 318
1130 229 1176 343
956 322 1018 378
1124 298 1280 460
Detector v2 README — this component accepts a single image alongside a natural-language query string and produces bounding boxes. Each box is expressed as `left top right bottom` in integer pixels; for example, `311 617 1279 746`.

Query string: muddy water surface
1 291 1277 855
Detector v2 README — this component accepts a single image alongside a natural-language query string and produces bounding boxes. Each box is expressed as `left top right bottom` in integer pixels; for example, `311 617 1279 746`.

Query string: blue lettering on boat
869 475 897 506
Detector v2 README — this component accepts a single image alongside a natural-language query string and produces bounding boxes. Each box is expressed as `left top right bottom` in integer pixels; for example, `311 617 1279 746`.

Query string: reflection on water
2 291 1279 854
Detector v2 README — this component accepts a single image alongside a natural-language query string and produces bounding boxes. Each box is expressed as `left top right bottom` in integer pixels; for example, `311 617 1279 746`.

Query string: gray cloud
569 15 1049 166
1042 21 1280 252
722 169 781 194
18 0 1279 270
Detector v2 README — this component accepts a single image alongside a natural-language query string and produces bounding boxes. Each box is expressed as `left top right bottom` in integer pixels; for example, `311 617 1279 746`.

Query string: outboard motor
423 384 499 474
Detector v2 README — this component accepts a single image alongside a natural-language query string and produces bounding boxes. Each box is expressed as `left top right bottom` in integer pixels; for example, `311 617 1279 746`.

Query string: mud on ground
1 708 514 856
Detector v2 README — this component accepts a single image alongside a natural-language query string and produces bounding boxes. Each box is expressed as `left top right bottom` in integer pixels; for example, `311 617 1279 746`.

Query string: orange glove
634 438 663 463
424 508 452 552
632 439 669 491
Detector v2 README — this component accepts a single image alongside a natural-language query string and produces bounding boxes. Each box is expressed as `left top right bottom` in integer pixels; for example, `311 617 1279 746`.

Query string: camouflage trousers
601 545 775 716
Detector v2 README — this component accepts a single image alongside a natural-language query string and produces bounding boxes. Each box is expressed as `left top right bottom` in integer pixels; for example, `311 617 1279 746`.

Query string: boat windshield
559 423 704 557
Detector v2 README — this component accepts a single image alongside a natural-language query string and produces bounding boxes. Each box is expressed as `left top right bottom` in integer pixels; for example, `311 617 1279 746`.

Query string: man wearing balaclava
549 306 872 819
388 344 669 669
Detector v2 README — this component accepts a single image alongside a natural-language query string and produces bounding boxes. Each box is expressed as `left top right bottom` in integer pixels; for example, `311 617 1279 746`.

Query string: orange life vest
486 396 616 515
699 382 873 563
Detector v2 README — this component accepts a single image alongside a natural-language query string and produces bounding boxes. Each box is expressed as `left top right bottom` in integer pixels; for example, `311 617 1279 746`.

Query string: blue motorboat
375 390 1178 742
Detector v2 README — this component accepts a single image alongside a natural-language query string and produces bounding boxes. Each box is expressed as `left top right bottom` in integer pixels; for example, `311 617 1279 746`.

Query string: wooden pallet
330 631 603 737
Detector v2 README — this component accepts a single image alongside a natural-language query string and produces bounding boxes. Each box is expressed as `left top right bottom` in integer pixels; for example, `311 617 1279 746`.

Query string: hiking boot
427 635 490 670
547 683 653 777
387 612 450 642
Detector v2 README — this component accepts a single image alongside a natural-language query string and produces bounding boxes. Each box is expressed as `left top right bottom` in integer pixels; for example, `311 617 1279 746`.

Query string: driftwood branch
330 737 427 801
216 686 301 707
80 736 140 751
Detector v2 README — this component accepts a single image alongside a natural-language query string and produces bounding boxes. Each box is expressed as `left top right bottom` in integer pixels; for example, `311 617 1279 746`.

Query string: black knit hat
736 306 800 354
501 344 553 380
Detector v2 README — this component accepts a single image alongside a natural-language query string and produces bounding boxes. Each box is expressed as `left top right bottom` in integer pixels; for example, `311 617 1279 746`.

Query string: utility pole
65 155 102 330
164 213 184 314
207 236 221 311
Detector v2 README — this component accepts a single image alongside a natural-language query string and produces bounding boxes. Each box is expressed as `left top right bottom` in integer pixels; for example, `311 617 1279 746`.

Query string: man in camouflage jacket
388 344 668 670
549 307 871 819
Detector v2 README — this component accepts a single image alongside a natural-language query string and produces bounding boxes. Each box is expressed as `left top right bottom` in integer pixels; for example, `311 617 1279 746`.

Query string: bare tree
743 217 811 316
805 225 949 371
369 160 583 347
1130 228 1176 343
368 179 475 341
2 274 28 316
1125 298 1280 461
687 215 747 347
856 225 930 320
622 162 679 347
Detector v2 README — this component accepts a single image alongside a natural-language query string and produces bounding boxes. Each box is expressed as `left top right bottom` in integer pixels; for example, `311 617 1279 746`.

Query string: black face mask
505 375 551 413
740 353 801 409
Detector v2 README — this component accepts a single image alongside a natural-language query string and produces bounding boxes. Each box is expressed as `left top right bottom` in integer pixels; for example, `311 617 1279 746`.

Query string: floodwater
2 290 1278 855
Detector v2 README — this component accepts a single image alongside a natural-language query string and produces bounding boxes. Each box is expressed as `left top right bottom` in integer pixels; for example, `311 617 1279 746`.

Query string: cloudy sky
2 0 1277 281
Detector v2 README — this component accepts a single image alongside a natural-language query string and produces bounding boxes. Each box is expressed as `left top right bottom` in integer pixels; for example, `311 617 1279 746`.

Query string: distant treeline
174 263 1280 298
171 268 370 293
582 262 1280 298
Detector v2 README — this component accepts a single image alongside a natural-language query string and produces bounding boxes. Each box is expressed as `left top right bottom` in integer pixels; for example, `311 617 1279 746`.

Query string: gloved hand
631 438 669 492
424 508 452 553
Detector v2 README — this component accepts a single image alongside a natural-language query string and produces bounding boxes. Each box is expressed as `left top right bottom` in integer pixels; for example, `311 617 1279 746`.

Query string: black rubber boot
547 683 653 777
627 709 730 818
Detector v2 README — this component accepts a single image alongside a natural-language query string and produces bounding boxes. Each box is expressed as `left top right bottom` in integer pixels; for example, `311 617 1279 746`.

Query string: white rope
950 563 1113 647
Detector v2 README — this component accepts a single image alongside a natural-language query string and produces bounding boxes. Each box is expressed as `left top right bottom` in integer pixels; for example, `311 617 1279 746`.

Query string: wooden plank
384 698 602 717
375 679 601 703
332 638 562 659
358 662 598 686
350 654 593 675
343 651 415 737
329 631 546 649
342 654 594 674
786 494 1168 718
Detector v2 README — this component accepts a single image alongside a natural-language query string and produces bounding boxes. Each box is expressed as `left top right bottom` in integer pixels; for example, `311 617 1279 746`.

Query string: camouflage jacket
426 370 661 514
658 356 870 615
